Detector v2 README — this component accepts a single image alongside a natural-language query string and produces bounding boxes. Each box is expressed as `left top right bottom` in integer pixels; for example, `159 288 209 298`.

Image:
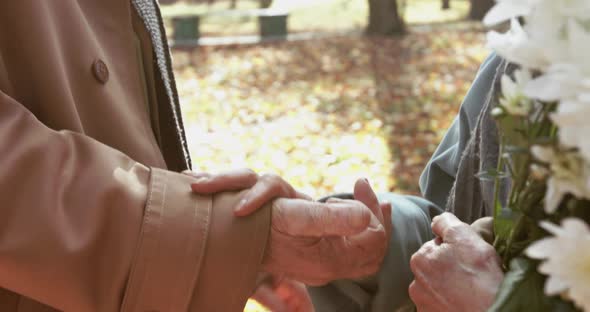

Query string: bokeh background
161 1 493 310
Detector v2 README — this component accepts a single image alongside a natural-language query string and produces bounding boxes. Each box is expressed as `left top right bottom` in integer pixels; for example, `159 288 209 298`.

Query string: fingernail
235 198 248 212
363 178 370 185
192 177 209 184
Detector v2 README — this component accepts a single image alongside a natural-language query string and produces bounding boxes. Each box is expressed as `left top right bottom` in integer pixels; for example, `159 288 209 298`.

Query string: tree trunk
468 0 494 20
366 0 405 36
259 0 273 8
442 0 450 10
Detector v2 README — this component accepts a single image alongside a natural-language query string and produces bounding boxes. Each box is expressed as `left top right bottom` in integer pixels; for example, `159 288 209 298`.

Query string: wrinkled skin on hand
409 213 504 312
262 179 392 286
185 170 392 304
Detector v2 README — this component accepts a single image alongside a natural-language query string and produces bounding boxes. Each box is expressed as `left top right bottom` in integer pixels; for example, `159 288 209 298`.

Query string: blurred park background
161 0 494 310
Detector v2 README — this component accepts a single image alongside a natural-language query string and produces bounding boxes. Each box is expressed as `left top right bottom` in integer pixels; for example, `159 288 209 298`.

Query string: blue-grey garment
308 53 503 312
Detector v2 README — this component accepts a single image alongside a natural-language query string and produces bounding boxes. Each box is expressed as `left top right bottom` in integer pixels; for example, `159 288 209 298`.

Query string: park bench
171 8 289 46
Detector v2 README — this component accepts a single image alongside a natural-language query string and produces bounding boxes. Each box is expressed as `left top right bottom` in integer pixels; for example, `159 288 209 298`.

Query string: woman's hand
183 169 310 215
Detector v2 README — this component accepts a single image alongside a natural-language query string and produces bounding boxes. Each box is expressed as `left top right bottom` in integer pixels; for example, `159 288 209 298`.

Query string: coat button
92 59 109 84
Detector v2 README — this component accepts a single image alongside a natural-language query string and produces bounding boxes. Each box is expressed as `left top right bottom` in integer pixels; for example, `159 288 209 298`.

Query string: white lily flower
527 10 590 72
535 0 590 20
525 65 590 161
483 0 536 26
524 64 584 101
499 69 533 116
523 20 590 160
565 18 590 74
530 146 590 213
486 19 549 70
487 1 590 71
525 218 590 311
552 102 590 162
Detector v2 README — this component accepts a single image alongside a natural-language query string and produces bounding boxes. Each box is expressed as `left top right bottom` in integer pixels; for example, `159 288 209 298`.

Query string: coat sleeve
0 86 270 310
308 53 503 312
419 53 503 210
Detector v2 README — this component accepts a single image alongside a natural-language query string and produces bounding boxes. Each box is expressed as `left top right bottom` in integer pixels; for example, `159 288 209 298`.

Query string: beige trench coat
0 0 271 311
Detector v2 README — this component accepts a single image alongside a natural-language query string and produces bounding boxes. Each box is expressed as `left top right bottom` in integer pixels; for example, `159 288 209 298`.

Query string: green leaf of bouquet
497 116 527 145
494 208 516 245
488 258 578 312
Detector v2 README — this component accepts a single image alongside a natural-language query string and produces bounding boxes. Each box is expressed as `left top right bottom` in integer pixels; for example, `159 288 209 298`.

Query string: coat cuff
188 188 272 311
121 168 210 311
121 167 272 312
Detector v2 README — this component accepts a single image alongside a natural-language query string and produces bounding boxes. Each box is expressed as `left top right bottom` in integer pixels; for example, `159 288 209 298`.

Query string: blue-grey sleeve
419 53 503 210
308 53 502 312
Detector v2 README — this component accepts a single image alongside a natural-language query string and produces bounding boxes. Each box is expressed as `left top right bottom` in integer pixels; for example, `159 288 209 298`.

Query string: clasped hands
184 169 392 311
184 169 510 312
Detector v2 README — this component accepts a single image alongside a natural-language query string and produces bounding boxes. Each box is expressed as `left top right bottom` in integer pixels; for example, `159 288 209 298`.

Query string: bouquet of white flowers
482 0 590 310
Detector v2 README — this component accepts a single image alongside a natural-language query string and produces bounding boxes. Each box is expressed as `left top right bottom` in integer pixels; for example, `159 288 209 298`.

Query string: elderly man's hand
262 178 392 286
409 213 504 312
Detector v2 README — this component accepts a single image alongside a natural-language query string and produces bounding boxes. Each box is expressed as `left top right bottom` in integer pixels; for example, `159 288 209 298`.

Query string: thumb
272 198 371 237
353 178 384 222
380 201 393 238
431 212 468 242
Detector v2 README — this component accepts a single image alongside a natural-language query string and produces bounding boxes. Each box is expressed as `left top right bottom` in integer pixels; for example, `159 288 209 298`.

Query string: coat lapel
131 0 192 170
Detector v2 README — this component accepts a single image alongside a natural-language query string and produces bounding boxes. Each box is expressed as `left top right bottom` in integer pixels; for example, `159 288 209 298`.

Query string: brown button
92 59 109 84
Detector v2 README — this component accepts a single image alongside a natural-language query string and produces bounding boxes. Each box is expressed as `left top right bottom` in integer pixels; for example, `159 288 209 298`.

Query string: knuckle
261 173 287 193
422 241 436 253
409 245 433 273
445 223 469 239
409 253 422 273
474 244 501 267
479 243 496 256
261 173 281 183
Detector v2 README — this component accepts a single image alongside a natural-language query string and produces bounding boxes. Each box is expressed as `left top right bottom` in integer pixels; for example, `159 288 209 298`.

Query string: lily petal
484 2 532 26
544 276 569 295
525 237 558 258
